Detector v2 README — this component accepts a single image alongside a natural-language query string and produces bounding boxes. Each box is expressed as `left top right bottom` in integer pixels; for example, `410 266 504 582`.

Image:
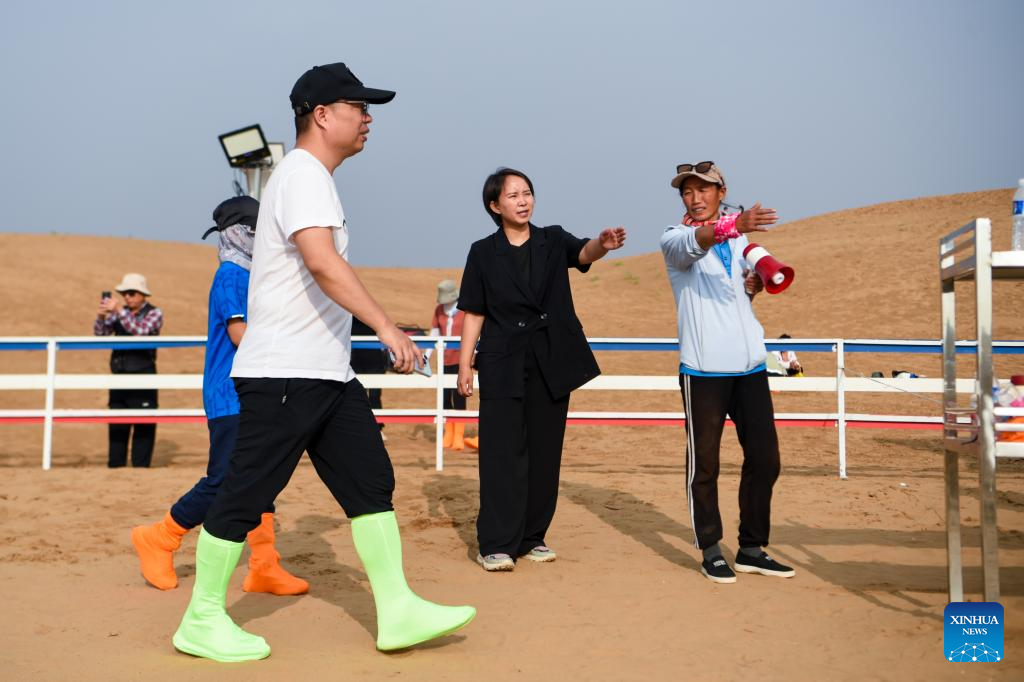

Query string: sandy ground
2 427 1023 681
1 188 1023 680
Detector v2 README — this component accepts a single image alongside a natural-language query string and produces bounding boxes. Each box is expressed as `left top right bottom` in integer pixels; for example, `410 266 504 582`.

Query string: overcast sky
2 0 1022 267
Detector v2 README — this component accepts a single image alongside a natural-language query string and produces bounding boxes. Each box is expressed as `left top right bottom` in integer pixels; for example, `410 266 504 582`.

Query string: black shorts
203 377 395 542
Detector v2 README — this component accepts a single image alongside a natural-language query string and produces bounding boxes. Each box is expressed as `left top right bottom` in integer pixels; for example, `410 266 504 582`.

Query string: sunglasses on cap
676 160 715 174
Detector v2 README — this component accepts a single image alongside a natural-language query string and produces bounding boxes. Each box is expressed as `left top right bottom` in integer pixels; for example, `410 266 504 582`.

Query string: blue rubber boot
351 511 476 651
172 528 271 662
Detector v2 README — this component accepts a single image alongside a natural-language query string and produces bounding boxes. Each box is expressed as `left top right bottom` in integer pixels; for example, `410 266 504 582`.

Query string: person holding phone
93 273 163 468
170 62 474 662
660 161 794 584
457 167 626 572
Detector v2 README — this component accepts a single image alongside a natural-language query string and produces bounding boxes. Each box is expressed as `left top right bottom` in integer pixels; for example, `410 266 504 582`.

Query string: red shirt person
430 279 473 450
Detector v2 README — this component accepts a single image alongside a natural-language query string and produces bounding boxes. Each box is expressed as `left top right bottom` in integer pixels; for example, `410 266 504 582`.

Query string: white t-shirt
231 148 355 382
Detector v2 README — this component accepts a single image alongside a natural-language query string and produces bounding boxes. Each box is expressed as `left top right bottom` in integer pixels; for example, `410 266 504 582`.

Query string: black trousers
365 386 384 430
108 388 157 468
443 364 467 410
679 371 780 550
477 351 569 557
169 415 275 530
204 377 395 542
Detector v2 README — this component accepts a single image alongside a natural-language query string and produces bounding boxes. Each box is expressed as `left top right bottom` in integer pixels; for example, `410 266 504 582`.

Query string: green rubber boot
172 528 271 662
351 511 476 651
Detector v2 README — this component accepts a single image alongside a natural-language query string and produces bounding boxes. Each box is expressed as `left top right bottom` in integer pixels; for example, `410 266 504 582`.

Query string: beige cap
114 273 151 296
670 162 726 189
437 279 459 305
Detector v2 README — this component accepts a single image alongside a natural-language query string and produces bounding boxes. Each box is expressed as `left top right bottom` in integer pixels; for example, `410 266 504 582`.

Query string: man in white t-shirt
172 62 475 663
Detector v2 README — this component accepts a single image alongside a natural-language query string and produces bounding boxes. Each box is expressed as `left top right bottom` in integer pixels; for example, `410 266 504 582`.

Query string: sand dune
1 189 1022 681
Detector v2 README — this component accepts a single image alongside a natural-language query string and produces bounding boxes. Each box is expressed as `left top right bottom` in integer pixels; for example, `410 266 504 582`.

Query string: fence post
435 337 445 472
836 339 847 479
42 338 57 470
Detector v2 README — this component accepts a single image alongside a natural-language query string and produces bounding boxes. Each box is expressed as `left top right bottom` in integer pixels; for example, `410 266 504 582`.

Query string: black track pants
679 371 780 550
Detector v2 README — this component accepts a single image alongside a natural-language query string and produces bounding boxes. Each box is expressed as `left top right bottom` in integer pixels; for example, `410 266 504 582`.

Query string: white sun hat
113 273 151 296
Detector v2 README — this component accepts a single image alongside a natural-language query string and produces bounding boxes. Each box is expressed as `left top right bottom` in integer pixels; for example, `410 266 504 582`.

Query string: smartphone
101 290 111 300
387 350 432 377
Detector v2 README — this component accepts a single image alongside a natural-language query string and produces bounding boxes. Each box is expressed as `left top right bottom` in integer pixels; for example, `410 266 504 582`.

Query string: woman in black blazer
457 168 626 571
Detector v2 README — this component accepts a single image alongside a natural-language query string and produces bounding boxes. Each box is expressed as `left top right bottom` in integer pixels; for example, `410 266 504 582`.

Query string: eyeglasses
336 100 370 115
676 161 716 174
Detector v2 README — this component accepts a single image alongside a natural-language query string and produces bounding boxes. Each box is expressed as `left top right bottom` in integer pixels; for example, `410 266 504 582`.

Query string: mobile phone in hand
387 350 432 377
101 290 111 300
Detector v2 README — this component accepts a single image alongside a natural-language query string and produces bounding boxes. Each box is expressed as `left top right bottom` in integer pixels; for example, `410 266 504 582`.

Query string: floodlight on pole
219 124 271 168
217 124 284 201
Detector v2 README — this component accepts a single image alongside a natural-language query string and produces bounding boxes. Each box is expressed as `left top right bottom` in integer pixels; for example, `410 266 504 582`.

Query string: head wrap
218 223 255 271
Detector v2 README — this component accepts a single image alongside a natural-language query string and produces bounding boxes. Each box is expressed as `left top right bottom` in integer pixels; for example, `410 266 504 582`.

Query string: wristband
712 214 740 243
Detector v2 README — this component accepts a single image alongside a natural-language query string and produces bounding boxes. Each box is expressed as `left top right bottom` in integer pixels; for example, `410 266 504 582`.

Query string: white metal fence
2 336 1022 475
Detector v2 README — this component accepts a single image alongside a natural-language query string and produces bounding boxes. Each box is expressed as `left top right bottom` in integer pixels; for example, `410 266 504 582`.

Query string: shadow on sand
228 513 375 636
421 472 479 562
559 479 1023 622
225 513 469 651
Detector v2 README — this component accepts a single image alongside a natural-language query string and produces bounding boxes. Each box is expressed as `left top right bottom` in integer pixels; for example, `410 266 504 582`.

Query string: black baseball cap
202 196 260 239
289 63 396 116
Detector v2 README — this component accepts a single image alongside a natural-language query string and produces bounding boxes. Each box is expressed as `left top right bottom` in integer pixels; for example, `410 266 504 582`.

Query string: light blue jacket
660 224 767 373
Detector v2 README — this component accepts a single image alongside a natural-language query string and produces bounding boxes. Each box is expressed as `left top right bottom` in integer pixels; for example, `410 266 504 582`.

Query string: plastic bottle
972 378 1000 410
1013 179 1024 251
996 379 1014 407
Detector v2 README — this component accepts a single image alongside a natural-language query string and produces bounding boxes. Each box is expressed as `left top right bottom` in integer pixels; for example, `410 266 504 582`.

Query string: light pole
217 124 283 200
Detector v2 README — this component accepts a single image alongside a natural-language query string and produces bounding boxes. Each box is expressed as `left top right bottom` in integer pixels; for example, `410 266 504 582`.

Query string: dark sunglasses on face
676 160 715 174
121 290 143 297
336 100 370 115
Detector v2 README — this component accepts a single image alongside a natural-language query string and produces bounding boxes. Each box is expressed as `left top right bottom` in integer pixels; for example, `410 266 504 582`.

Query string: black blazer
458 224 601 400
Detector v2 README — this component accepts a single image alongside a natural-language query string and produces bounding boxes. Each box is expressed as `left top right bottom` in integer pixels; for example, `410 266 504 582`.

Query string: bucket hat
114 273 151 296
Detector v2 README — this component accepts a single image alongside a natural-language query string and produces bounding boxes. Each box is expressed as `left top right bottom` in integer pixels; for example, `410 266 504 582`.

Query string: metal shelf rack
940 218 1024 602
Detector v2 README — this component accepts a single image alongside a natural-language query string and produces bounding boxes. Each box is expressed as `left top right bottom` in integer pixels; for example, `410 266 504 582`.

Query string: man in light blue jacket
660 161 795 585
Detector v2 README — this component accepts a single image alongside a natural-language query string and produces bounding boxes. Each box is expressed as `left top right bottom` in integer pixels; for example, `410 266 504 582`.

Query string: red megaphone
742 243 794 294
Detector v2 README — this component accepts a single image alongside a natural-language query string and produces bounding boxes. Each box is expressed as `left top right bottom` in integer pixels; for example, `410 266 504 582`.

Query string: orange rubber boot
442 422 454 448
450 422 465 450
131 512 188 590
463 435 479 450
242 513 309 595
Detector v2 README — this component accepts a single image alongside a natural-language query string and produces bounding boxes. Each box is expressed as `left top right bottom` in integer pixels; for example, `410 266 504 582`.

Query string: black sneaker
700 556 737 584
734 551 796 578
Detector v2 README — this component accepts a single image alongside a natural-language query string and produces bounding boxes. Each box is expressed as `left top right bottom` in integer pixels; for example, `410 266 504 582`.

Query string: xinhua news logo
944 602 1004 662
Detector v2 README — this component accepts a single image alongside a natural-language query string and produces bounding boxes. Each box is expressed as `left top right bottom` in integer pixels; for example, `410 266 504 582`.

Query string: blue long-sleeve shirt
660 223 767 375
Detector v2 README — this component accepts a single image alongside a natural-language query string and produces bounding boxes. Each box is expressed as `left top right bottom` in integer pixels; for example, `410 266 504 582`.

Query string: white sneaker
476 553 514 571
523 546 556 562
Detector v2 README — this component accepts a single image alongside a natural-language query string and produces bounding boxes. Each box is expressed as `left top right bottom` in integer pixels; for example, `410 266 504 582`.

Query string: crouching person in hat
171 63 474 663
94 273 162 468
430 279 477 450
130 197 308 596
660 161 794 584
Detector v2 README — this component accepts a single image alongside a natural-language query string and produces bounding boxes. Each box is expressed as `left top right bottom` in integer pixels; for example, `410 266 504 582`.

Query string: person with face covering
130 197 308 596
660 161 795 584
457 167 626 572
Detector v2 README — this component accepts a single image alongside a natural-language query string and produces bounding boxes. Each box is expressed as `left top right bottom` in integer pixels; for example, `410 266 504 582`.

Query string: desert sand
1 189 1022 680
